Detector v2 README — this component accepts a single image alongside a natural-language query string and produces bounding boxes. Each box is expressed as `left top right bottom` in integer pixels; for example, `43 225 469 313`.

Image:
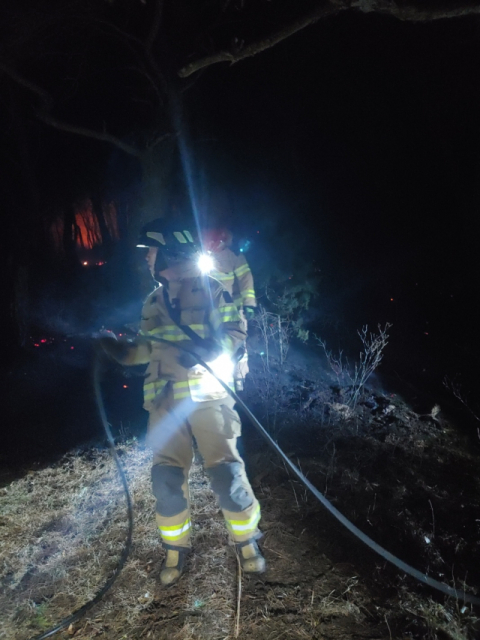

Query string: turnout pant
147 390 261 549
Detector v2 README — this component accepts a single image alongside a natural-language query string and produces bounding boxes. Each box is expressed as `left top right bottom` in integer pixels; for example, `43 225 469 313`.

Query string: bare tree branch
37 112 144 158
0 60 144 158
178 2 343 78
93 15 168 105
146 130 172 150
178 0 480 78
350 0 480 21
94 18 143 47
0 61 52 110
145 0 165 54
126 64 165 108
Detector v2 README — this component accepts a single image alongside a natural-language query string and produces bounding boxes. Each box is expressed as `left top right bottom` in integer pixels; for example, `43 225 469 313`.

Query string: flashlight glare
208 353 234 382
198 253 215 273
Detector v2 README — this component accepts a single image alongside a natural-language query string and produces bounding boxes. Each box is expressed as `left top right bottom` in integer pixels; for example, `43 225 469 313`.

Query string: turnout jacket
210 248 257 310
121 261 246 410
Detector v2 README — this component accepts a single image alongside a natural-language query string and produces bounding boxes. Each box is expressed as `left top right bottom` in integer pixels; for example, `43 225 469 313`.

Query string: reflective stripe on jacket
211 247 257 309
136 266 246 410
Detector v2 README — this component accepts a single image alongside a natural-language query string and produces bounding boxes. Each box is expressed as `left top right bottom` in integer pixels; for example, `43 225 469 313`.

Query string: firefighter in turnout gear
202 228 257 391
99 220 265 586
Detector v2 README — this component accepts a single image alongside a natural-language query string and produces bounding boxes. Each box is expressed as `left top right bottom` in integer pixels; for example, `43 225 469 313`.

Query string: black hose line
27 356 134 640
230 384 480 606
156 335 480 607
27 337 479 639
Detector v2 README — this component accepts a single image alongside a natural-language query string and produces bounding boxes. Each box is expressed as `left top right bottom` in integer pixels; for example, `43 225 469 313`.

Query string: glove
243 306 255 321
96 331 129 362
177 338 222 368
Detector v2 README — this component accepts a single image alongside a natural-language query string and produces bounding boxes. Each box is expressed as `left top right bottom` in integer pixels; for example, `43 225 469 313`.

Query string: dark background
1 5 479 463
188 13 480 384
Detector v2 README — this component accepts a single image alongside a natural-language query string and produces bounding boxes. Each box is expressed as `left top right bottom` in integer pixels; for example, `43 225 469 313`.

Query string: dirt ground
2 350 480 640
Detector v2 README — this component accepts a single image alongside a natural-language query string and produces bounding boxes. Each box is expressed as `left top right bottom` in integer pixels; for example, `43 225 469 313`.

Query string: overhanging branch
37 113 143 158
178 2 343 78
0 60 144 159
178 0 480 78
350 0 480 21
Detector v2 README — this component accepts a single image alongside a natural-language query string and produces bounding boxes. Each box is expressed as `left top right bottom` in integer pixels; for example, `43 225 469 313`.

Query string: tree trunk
91 188 113 256
135 141 177 237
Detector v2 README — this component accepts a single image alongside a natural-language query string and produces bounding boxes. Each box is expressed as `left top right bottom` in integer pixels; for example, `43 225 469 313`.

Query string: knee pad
208 462 253 513
151 465 187 517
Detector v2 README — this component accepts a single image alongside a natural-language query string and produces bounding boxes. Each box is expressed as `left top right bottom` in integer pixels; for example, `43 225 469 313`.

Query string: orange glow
75 200 101 249
49 198 120 255
74 199 120 249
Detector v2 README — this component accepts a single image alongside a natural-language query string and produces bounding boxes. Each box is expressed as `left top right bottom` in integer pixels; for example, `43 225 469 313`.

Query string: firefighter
99 220 265 586
202 228 257 391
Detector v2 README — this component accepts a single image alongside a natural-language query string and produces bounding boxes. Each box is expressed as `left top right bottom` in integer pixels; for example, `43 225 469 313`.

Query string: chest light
198 253 215 273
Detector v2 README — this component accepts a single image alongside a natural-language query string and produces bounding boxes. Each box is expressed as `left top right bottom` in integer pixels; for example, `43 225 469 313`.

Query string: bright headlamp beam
198 253 215 273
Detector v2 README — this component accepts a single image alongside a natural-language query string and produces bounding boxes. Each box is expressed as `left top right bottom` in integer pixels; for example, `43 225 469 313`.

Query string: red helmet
202 228 232 253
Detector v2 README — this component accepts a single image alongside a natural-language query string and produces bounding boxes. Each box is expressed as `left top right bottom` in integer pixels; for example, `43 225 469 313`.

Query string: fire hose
29 336 480 639
146 337 480 607
28 357 134 640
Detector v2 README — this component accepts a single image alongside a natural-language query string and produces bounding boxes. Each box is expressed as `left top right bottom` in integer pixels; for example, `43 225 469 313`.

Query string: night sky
185 13 480 387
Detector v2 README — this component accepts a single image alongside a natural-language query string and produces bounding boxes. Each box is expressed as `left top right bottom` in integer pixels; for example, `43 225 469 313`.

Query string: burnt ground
239 348 480 639
2 343 480 639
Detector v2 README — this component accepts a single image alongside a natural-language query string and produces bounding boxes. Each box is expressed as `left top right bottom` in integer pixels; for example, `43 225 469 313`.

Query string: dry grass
2 432 478 640
0 442 238 640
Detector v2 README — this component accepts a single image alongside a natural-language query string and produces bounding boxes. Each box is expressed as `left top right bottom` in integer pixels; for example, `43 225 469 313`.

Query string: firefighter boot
236 538 266 574
160 545 189 586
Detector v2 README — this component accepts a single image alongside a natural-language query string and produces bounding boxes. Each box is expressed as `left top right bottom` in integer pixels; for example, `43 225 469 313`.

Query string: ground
1 346 480 640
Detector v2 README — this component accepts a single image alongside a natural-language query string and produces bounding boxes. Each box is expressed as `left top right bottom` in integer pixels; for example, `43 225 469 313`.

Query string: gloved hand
243 306 255 321
96 330 129 362
177 338 222 369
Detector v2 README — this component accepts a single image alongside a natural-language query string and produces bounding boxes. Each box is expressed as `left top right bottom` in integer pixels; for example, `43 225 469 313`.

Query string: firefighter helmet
137 219 199 272
202 228 233 253
137 219 197 251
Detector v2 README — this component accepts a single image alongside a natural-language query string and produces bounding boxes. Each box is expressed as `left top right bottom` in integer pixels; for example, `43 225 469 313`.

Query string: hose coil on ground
27 356 134 640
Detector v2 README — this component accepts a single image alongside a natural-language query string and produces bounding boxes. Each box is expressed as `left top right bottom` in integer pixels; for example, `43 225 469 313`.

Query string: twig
443 376 480 423
281 458 300 510
384 613 392 640
234 549 242 638
145 0 164 53
429 499 435 538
